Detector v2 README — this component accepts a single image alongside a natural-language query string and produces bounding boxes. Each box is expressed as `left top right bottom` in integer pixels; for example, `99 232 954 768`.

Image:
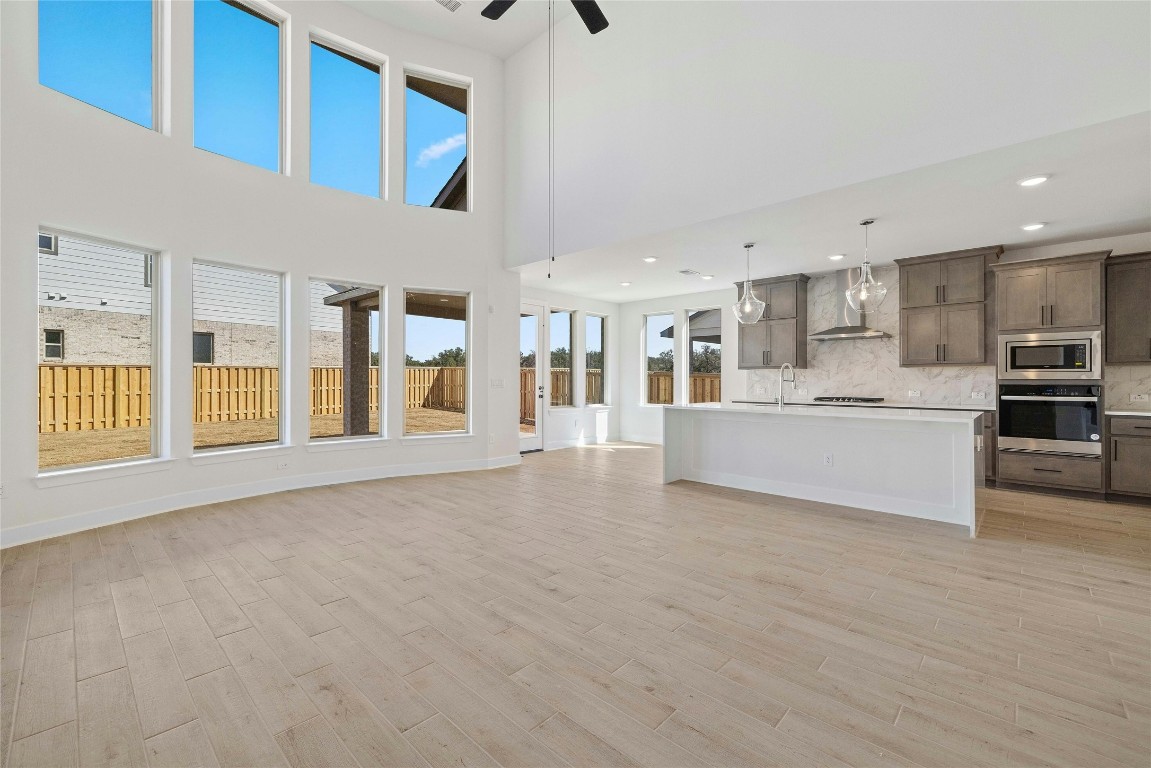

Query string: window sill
306 436 391 453
36 457 175 488
190 443 291 465
400 433 473 446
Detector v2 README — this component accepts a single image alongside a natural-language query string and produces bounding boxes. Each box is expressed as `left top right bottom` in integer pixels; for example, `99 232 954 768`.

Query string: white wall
519 286 620 448
618 287 746 444
0 0 521 545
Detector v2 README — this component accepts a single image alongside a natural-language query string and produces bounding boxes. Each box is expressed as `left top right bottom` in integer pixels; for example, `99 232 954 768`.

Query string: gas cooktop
812 396 885 403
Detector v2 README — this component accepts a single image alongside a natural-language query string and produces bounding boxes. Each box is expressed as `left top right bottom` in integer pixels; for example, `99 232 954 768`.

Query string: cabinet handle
1132 425 1151 430
1033 467 1063 473
1041 305 1046 326
765 303 771 318
767 350 772 365
1049 304 1055 325
762 350 767 366
935 344 940 362
942 285 946 303
942 343 947 361
1113 440 1118 461
935 285 940 304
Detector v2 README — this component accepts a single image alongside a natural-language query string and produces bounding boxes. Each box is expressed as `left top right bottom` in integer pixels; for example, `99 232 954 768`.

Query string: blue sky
406 316 465 362
406 88 467 206
39 0 153 128
311 43 381 197
647 313 674 363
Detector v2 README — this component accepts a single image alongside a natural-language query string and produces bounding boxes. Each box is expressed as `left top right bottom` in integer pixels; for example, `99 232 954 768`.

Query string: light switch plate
971 392 987 401
908 390 922 398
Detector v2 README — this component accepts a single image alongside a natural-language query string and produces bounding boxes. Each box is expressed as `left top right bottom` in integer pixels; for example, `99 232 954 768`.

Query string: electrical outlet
1132 394 1150 403
908 390 922 398
276 461 289 471
0 483 4 499
490 378 504 389
823 453 834 467
795 388 808 396
755 386 767 395
971 391 987 401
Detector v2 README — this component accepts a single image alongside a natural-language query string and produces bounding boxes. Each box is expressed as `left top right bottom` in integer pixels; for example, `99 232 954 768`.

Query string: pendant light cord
547 0 555 279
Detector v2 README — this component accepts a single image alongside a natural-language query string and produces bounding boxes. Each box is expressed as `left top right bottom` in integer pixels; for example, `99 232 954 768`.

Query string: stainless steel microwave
998 330 1101 380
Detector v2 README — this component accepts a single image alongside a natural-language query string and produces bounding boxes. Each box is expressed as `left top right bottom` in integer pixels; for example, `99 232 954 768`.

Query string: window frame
307 278 386 442
549 308 575 408
43 329 64 360
193 0 290 174
37 229 162 472
402 287 471 438
403 67 473 213
38 233 58 255
643 311 676 406
192 331 215 365
585 313 607 406
308 33 388 200
191 259 286 453
686 306 722 404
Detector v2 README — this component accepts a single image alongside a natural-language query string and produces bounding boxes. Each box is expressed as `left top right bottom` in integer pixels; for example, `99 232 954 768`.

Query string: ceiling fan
480 0 609 34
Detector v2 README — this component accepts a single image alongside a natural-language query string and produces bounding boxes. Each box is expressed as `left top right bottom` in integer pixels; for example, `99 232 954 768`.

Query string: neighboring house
37 236 347 366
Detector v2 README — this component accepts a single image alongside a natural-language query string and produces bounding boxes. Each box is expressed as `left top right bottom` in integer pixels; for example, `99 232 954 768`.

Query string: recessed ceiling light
643 257 658 263
1017 175 1049 187
619 282 631 287
701 275 714 280
828 254 845 261
439 298 449 302
1021 223 1046 231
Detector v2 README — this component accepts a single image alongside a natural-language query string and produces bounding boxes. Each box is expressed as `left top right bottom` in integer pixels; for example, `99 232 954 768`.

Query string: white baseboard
620 433 662 446
1 455 521 548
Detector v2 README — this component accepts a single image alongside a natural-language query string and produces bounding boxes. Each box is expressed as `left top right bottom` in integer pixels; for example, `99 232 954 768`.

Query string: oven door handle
999 396 1098 402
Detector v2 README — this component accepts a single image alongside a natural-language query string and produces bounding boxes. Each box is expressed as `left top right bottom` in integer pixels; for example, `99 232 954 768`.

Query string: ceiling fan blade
480 0 518 20
570 0 608 34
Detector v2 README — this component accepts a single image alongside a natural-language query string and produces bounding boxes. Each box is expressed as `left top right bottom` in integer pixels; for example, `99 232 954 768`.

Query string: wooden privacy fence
515 369 717 420
38 365 151 433
405 367 466 411
647 372 721 404
648 371 674 404
310 368 381 416
194 366 279 424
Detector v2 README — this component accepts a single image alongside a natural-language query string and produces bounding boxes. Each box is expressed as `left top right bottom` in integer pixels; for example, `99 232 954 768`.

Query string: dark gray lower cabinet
1110 437 1151 496
997 452 1102 491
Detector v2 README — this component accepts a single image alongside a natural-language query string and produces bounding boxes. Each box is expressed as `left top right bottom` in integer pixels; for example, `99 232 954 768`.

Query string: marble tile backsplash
746 265 1149 409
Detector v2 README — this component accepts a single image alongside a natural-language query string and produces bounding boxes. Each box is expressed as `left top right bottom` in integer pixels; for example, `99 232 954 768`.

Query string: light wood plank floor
3 443 1149 767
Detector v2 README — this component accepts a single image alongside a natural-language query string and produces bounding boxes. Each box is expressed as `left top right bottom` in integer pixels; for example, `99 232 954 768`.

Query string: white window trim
402 66 473 212
401 287 472 437
641 311 676 407
586 313 608 407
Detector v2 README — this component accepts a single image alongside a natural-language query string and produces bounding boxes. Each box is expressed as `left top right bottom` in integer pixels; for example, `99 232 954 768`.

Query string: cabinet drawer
1110 417 1151 437
997 452 1102 490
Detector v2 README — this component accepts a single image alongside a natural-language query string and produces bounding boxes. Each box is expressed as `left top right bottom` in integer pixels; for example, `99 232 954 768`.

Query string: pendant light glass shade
732 243 766 325
845 219 888 313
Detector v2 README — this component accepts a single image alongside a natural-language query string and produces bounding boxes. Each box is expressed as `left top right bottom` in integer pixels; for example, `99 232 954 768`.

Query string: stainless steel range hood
809 267 890 340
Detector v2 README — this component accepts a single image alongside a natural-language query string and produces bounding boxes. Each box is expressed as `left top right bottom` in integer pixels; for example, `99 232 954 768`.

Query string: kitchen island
664 403 984 535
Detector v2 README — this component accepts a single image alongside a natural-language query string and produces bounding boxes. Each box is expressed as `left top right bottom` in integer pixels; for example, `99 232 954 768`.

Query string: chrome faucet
778 363 795 410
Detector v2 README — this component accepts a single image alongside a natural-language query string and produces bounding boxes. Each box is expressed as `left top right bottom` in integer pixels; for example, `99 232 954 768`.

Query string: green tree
429 347 467 367
550 347 571 369
520 351 536 369
585 349 604 371
691 344 721 374
647 349 674 372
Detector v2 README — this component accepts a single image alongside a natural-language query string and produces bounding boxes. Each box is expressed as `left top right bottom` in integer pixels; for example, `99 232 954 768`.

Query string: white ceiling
519 114 1151 302
503 1 1151 297
345 0 573 59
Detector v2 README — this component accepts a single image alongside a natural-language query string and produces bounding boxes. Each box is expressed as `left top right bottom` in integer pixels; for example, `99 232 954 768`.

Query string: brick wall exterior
39 307 344 367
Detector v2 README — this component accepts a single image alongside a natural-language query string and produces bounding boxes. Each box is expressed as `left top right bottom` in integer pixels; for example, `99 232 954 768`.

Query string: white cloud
416 133 466 168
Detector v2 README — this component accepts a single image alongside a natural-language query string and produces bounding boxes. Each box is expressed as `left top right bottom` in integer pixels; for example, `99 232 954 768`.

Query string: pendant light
845 219 888 312
732 242 766 325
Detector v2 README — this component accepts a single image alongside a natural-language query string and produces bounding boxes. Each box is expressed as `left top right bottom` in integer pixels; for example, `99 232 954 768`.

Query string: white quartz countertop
666 402 983 424
1106 411 1151 417
734 399 993 411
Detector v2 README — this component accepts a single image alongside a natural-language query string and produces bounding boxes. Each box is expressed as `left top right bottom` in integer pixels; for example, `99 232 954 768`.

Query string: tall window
405 74 468 210
39 0 154 128
645 313 674 405
688 309 722 403
194 0 281 171
192 263 282 450
550 310 573 406
38 234 156 470
310 281 381 440
310 40 382 198
405 291 467 434
586 315 606 405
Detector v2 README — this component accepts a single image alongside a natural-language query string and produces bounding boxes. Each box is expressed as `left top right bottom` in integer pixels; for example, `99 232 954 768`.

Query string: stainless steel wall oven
998 383 1102 456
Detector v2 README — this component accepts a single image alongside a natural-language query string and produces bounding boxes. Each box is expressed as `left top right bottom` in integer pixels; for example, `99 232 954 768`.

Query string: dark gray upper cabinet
993 252 1107 332
895 246 999 366
734 274 809 369
1106 252 1151 363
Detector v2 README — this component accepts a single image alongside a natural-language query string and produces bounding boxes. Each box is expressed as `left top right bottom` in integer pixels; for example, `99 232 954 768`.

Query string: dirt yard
38 408 470 468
